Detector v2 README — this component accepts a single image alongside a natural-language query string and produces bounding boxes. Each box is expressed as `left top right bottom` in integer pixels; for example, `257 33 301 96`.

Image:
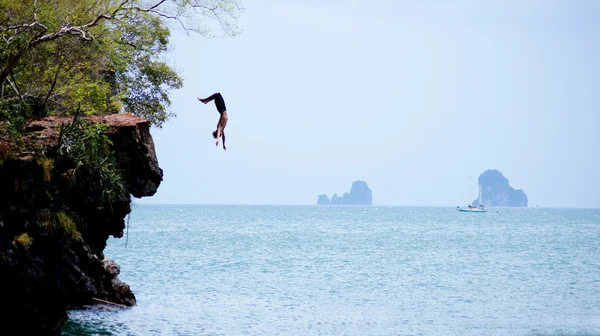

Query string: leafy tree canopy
0 0 242 128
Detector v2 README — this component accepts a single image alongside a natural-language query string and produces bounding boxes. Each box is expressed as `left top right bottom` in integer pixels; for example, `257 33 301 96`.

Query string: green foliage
35 155 54 182
98 156 126 205
56 115 125 204
57 117 112 167
0 0 242 127
55 211 82 241
0 104 26 146
14 233 33 248
37 209 54 230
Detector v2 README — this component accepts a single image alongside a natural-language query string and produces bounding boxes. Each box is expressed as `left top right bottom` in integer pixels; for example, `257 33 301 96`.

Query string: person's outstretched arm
215 127 221 147
221 132 226 151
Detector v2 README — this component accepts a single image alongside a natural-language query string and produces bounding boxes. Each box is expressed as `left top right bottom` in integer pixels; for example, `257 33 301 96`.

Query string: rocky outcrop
472 169 527 207
318 181 373 205
0 114 162 335
317 194 330 205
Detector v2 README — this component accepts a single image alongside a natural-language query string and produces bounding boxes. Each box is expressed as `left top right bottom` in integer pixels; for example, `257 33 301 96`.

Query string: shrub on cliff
54 114 126 205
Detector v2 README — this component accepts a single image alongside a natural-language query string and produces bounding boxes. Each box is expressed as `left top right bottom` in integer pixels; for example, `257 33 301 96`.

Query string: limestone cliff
0 114 162 335
472 169 528 207
318 181 373 205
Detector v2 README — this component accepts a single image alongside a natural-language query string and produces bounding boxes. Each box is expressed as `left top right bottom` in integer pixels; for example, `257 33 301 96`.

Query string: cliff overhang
0 114 162 334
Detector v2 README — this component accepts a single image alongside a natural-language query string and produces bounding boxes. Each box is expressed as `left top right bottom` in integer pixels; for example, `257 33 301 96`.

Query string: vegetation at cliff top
0 0 242 131
56 114 125 204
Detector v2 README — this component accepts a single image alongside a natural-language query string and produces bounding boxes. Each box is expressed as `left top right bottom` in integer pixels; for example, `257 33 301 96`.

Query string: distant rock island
472 170 528 207
317 194 330 205
317 181 373 205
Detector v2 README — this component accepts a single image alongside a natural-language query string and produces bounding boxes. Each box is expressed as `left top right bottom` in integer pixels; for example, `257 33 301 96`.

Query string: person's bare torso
218 111 228 132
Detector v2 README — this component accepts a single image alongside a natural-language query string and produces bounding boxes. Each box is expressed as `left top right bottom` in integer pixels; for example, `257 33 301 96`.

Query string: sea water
63 205 600 336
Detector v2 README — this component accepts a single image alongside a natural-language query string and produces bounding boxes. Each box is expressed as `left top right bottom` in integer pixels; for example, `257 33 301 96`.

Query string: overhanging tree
0 0 242 127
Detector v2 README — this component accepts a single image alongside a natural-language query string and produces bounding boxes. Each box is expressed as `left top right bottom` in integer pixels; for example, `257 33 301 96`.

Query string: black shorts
215 92 226 113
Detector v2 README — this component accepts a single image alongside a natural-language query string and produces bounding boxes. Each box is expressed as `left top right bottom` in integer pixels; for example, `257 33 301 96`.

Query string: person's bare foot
197 97 208 104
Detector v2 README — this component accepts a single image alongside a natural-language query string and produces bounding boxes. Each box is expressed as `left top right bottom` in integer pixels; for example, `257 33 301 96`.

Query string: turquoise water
64 205 600 336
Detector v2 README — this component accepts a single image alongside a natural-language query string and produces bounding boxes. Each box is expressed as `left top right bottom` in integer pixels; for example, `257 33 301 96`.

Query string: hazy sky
137 0 599 208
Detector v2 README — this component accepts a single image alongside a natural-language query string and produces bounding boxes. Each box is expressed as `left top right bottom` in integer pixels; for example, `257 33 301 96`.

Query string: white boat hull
457 208 488 213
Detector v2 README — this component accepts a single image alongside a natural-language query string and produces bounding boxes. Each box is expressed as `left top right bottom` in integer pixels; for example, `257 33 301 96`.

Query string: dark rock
102 259 136 307
0 114 161 335
472 169 528 207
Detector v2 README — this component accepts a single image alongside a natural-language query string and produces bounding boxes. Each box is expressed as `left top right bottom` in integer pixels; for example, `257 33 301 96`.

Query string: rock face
0 114 162 335
317 181 373 205
472 169 527 207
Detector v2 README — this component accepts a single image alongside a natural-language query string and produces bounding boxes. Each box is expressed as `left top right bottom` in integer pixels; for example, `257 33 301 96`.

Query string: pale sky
137 0 600 208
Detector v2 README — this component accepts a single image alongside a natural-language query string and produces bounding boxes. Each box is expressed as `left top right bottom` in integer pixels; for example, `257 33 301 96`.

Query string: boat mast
478 183 483 206
469 175 472 205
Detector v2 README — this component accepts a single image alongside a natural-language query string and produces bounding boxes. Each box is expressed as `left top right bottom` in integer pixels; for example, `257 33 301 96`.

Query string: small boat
457 205 488 213
457 181 488 213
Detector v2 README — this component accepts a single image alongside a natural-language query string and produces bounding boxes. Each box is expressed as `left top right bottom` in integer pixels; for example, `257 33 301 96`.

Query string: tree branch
3 21 48 33
149 0 167 10
41 58 65 113
7 72 25 106
33 0 38 22
149 9 190 32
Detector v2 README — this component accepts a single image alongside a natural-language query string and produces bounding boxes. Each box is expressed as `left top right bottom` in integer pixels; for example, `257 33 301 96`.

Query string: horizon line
131 203 600 210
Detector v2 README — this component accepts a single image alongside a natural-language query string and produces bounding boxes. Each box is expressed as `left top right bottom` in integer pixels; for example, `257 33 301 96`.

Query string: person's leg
198 93 219 104
199 92 227 113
